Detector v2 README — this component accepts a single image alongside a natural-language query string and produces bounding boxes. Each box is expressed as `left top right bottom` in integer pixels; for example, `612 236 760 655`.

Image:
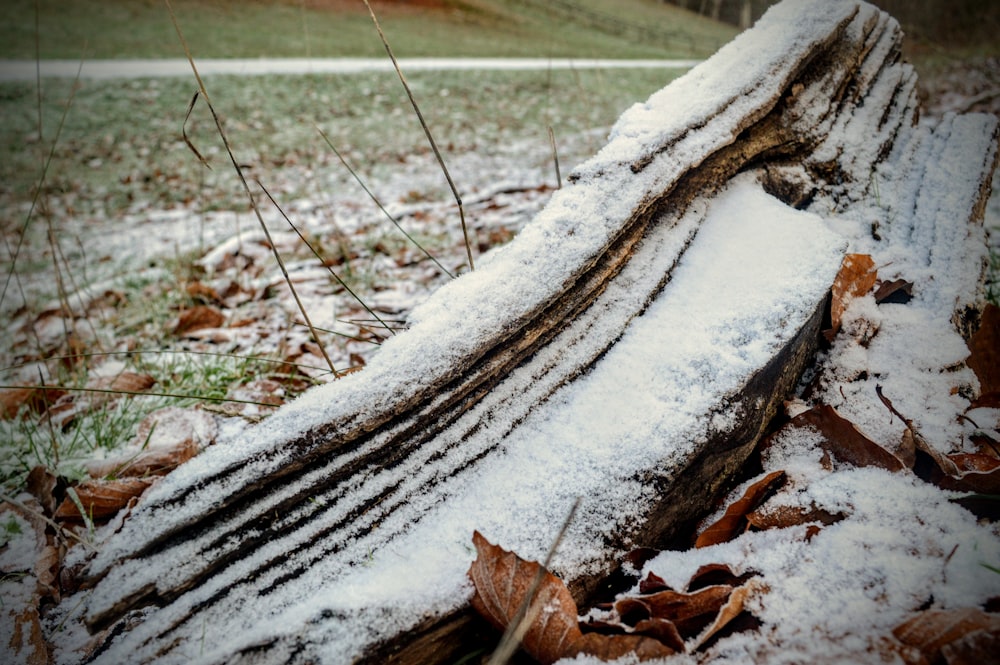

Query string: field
0 0 736 59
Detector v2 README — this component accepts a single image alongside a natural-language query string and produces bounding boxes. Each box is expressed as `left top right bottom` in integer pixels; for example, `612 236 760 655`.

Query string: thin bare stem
488 497 582 665
316 128 455 279
2 50 85 311
33 0 42 145
362 0 475 272
548 126 562 189
255 178 396 336
163 0 339 378
0 384 284 408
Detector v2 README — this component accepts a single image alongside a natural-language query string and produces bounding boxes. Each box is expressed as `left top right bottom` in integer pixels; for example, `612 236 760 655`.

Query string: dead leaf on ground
566 632 678 661
825 253 877 341
25 466 58 516
687 563 755 591
687 579 762 651
54 478 153 522
746 503 845 530
468 532 676 663
86 406 214 478
794 404 909 472
874 278 914 304
46 372 157 429
892 608 1000 665
5 603 49 665
0 386 66 419
967 304 1000 398
173 305 225 335
185 280 221 304
931 453 1000 494
695 470 786 548
468 530 581 664
616 585 732 636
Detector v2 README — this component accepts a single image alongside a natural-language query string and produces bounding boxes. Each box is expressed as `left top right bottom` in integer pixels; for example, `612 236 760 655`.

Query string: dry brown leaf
100 371 157 394
940 624 1000 664
25 466 58 516
87 407 214 478
826 253 877 340
687 563 754 591
174 304 225 335
687 579 762 651
0 386 66 419
695 470 786 548
794 404 907 472
468 531 582 664
87 440 199 479
622 585 733 637
638 570 670 594
967 303 1000 397
746 503 845 530
630 618 686 651
54 478 154 522
874 278 914 304
893 608 1000 665
932 453 1000 494
185 280 221 304
568 632 677 661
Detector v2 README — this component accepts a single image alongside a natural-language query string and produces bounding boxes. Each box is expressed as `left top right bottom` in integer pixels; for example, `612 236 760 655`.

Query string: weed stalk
163 0 339 377
317 128 454 279
362 0 475 272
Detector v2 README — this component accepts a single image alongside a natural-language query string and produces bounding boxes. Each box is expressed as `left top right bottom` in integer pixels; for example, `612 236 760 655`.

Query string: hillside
0 0 738 60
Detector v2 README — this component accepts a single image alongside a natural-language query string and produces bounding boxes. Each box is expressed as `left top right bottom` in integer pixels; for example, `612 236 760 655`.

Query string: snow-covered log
63 1 997 663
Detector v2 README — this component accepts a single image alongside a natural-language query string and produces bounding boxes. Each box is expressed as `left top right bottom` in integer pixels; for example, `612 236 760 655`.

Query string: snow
4 0 996 662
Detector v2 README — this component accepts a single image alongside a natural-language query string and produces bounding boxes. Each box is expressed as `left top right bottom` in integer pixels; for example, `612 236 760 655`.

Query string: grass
1 67 682 220
0 0 736 60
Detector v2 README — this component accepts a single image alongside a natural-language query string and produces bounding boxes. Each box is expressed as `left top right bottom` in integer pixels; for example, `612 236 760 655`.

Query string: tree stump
64 1 998 663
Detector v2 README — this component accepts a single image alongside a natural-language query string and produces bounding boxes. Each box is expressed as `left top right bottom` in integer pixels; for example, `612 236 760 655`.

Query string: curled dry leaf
173 304 225 335
87 407 215 478
967 303 1000 402
0 385 66 419
873 278 914 304
931 453 1000 494
892 608 1000 665
567 632 677 661
793 404 908 472
746 503 846 530
825 253 877 341
468 530 581 664
617 585 733 637
695 470 786 548
687 579 762 651
688 563 753 591
468 532 676 663
25 466 58 516
54 478 154 522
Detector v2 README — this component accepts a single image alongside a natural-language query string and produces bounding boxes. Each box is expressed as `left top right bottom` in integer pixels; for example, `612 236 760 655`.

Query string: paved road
0 57 700 81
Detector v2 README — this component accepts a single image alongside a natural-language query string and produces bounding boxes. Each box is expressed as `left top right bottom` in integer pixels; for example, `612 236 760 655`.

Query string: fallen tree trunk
63 1 998 663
